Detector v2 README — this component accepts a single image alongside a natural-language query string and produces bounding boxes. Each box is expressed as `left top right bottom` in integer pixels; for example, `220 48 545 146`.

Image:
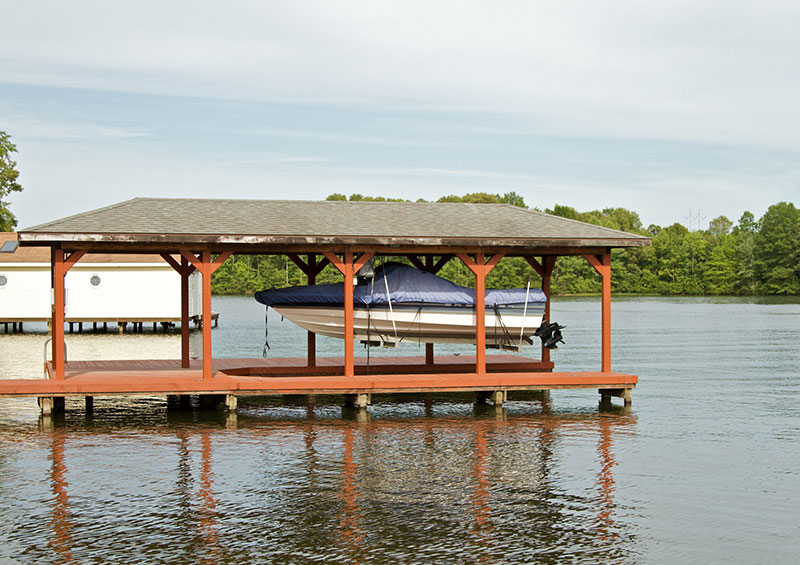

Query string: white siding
0 263 202 321
0 266 51 319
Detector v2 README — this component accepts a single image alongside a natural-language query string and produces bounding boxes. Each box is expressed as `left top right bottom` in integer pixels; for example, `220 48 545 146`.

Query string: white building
0 232 201 329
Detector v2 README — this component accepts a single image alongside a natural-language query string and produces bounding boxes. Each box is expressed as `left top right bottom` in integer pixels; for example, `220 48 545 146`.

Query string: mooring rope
519 280 531 346
262 306 270 357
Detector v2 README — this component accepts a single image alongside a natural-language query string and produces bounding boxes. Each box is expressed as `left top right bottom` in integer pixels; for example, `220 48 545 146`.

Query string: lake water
0 296 798 563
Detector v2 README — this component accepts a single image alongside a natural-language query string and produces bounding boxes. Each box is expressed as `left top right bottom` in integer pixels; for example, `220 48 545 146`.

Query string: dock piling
38 396 65 415
345 393 371 409
599 387 632 406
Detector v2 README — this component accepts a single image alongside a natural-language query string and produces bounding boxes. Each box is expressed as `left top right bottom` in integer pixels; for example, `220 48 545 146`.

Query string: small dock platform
0 355 637 411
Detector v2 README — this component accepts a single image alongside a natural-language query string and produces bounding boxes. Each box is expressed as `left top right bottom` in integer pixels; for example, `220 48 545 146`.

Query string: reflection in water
19 404 635 562
340 426 363 562
198 432 220 563
596 416 617 539
49 430 73 565
470 424 493 560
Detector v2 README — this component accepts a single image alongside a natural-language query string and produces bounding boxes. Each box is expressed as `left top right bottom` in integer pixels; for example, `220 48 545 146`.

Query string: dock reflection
41 401 635 561
49 430 74 565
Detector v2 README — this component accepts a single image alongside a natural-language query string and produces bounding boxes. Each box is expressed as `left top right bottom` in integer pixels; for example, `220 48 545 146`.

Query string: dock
11 198 650 415
0 355 637 414
0 312 219 333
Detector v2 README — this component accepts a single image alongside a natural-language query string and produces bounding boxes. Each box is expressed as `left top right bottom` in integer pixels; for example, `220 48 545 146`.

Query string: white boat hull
273 304 545 349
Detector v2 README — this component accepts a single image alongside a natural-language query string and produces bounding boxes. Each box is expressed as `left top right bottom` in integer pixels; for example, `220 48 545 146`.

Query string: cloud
1 117 150 141
1 1 798 150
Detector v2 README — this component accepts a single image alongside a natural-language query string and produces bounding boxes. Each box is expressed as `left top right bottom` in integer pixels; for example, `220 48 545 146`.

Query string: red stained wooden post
201 251 213 380
474 253 487 375
51 247 66 380
457 253 504 376
323 252 373 377
343 252 355 377
289 253 330 368
161 253 195 369
181 251 231 380
180 256 191 368
50 247 87 380
540 257 556 364
306 254 318 367
584 251 612 373
425 344 434 365
601 252 611 373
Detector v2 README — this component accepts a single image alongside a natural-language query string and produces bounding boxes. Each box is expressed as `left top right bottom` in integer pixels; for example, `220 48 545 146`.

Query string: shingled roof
18 198 650 254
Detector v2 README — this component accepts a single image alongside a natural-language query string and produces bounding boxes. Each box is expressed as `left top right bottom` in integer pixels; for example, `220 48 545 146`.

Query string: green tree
437 192 527 207
755 202 800 294
0 131 23 231
704 216 736 294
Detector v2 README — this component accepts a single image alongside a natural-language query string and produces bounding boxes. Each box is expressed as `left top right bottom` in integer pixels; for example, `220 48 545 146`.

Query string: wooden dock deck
0 355 637 402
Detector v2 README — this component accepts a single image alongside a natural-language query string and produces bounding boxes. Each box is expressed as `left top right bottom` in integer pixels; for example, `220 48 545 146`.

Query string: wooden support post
201 251 213 380
585 252 612 373
425 343 434 365
85 396 93 412
307 256 317 367
476 258 486 374
288 253 330 368
343 252 355 377
161 253 197 369
345 393 371 409
525 255 557 364
180 256 191 368
180 250 231 380
43 396 65 414
51 247 66 380
601 252 611 373
39 397 53 415
599 388 632 406
225 394 238 412
490 390 506 406
457 252 504 376
50 247 85 379
323 251 373 378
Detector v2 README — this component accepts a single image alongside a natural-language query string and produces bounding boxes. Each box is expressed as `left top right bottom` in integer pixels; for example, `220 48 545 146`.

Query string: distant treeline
211 192 800 296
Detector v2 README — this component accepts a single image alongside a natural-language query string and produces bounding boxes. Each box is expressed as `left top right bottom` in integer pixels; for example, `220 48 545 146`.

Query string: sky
1 0 798 230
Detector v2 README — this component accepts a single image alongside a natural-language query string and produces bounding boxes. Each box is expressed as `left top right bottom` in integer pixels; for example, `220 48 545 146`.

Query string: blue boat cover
254 262 546 307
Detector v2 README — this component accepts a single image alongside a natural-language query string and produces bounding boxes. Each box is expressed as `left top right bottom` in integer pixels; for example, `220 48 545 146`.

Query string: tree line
212 192 800 296
3 128 795 295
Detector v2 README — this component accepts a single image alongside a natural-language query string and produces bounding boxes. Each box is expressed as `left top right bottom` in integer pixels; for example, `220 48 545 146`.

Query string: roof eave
17 231 651 251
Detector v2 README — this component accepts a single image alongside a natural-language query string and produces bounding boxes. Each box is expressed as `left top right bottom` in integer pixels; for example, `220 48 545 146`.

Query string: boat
255 262 547 350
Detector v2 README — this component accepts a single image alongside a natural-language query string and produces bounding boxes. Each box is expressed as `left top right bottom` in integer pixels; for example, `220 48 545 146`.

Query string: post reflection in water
198 432 220 562
470 423 494 558
596 416 617 539
340 425 364 561
37 403 634 562
49 430 74 565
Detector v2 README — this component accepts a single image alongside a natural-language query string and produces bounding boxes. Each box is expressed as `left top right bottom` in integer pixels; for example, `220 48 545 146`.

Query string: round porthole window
0 275 7 287
90 275 101 287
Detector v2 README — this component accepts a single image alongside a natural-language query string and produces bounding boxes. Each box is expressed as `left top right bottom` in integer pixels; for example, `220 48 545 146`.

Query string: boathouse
4 198 650 413
0 232 202 332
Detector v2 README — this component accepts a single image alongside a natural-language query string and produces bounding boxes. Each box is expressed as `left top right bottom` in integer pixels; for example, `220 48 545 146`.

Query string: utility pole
684 208 706 231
